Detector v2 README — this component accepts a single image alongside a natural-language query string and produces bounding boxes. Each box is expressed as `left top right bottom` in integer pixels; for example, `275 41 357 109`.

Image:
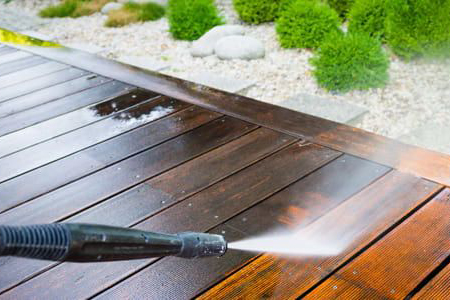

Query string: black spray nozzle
0 223 227 262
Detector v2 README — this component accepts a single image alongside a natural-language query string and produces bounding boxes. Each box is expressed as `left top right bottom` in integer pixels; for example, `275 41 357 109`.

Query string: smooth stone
101 2 123 14
214 35 265 60
399 121 450 155
191 25 245 58
117 55 170 72
186 71 255 93
64 43 107 54
278 93 368 126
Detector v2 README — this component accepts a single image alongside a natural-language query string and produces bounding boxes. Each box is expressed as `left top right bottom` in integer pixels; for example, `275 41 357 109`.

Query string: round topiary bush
168 0 224 41
232 0 284 24
348 0 386 41
276 0 341 49
310 31 389 92
327 0 354 18
385 0 450 59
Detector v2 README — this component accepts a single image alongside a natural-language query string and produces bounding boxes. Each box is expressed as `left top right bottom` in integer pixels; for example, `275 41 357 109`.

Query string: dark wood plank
413 259 450 299
0 47 17 55
0 61 69 89
0 81 131 137
0 117 257 293
0 88 154 157
0 56 48 77
0 95 180 183
0 50 31 65
93 156 391 300
0 67 88 104
200 172 441 300
9 41 450 186
0 106 219 213
0 128 300 298
304 189 450 300
0 73 108 117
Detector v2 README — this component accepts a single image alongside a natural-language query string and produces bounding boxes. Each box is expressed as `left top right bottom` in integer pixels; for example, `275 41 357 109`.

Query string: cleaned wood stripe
0 88 155 157
0 61 69 89
95 155 389 300
0 50 31 65
11 42 450 186
0 73 109 118
304 189 450 299
0 67 89 104
0 106 219 213
1 128 299 298
0 56 47 77
201 172 441 300
0 81 131 137
0 96 185 183
0 117 255 293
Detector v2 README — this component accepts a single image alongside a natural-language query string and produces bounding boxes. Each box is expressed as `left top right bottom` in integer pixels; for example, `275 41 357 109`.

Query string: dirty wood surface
0 32 449 299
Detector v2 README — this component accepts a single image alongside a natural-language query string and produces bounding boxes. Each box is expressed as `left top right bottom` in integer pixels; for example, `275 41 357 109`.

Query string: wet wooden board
0 81 131 137
2 33 450 300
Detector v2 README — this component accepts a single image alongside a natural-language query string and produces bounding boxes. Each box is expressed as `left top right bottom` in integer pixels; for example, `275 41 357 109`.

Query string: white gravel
2 0 449 140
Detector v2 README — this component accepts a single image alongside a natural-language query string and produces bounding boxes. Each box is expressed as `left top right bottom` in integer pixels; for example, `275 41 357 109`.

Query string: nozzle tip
177 232 227 258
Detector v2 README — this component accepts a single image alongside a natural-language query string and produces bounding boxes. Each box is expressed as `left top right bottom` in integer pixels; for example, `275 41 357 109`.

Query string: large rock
191 25 245 58
101 2 123 15
214 35 265 60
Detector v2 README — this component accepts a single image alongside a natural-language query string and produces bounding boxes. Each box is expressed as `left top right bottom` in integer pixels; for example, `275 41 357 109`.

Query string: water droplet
117 167 121 171
132 95 137 98
353 270 358 275
333 286 337 290
97 255 102 260
188 203 192 207
390 289 395 294
341 159 346 163
221 230 226 234
317 266 322 270
136 175 140 178
214 215 219 219
161 200 166 204
221 119 225 122
242 217 247 222
181 190 186 194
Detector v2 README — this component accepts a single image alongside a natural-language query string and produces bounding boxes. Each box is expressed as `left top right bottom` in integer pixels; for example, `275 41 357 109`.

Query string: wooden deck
1 30 450 299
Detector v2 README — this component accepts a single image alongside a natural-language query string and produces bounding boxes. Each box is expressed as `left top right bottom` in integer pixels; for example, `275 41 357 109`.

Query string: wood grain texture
0 96 183 183
0 81 131 137
0 56 47 76
3 142 339 299
0 88 155 157
0 50 31 65
0 61 69 89
0 73 107 118
0 67 88 104
200 171 441 300
305 188 450 300
0 107 219 213
96 155 390 300
413 260 450 299
10 41 450 186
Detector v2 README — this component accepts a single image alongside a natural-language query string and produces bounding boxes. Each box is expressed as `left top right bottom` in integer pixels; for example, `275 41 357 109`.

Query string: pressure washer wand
0 223 227 262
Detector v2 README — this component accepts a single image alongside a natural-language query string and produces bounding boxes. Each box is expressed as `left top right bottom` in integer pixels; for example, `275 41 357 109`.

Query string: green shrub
39 0 80 18
168 0 223 41
105 2 165 27
385 0 450 59
310 31 389 92
348 0 386 41
327 0 354 18
276 0 341 49
232 0 284 24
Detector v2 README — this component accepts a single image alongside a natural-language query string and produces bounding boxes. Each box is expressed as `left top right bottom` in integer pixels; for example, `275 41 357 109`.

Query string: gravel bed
1 0 449 140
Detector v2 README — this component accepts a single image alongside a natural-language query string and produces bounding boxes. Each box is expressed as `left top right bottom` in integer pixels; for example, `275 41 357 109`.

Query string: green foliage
168 0 223 41
105 2 165 27
310 31 389 92
39 0 80 18
327 0 354 18
232 0 284 24
348 0 386 41
276 0 341 49
385 0 450 59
